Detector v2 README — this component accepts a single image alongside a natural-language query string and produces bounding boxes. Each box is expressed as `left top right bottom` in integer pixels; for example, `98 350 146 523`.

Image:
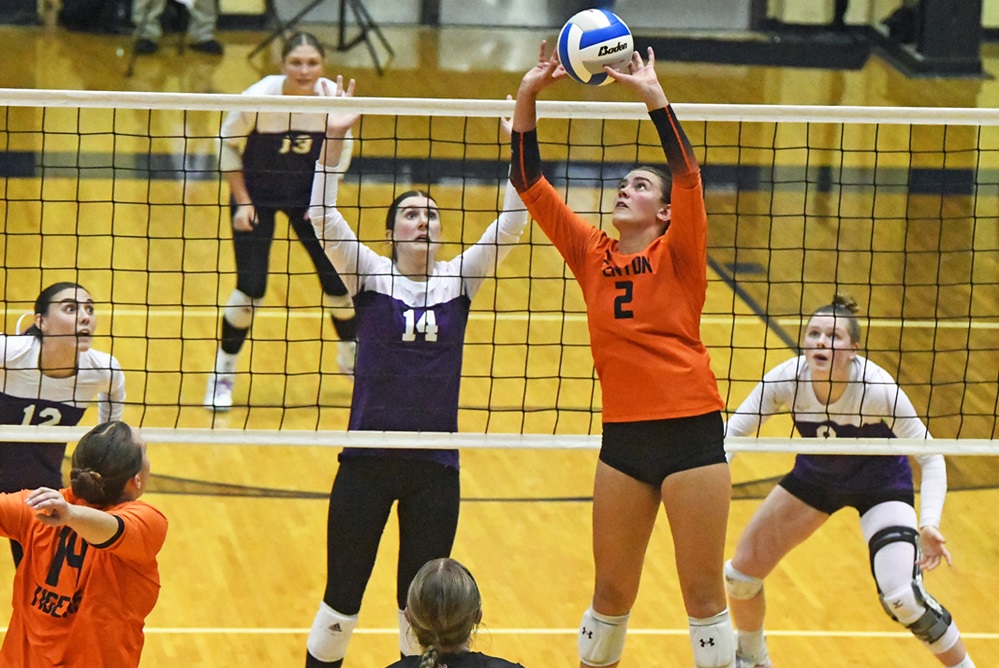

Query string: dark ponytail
70 421 143 506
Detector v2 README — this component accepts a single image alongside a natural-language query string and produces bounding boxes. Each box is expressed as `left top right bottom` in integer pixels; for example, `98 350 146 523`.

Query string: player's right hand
232 204 257 232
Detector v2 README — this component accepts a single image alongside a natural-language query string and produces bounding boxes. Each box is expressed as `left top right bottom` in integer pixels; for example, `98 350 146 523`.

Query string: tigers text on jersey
0 334 125 429
516 174 724 424
726 354 930 494
310 171 528 468
220 75 344 208
0 489 167 668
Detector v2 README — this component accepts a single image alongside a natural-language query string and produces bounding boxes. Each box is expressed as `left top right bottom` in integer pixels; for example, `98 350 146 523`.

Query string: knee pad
689 609 736 668
578 607 629 667
881 581 956 649
306 602 358 663
398 609 419 657
724 560 764 601
224 289 259 329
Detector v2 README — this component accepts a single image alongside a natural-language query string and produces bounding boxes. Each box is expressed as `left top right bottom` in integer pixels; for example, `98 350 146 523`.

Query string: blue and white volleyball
557 9 633 86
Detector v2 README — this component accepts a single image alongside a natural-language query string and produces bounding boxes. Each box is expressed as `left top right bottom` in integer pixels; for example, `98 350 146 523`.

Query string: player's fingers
646 46 656 67
345 78 356 97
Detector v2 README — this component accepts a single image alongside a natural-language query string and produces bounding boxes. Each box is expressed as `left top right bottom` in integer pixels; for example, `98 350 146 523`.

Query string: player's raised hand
605 47 669 110
320 75 359 139
518 40 566 97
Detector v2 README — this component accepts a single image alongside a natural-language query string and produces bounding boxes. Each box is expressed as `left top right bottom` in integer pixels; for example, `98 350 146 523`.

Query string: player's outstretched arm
26 487 121 545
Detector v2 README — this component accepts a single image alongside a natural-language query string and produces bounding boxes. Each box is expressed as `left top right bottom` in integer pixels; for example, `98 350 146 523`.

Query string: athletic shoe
736 657 773 668
135 38 158 54
204 373 234 411
190 39 224 55
337 340 356 375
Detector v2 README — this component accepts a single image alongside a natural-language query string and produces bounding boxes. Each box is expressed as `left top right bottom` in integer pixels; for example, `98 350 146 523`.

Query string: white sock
736 628 767 662
214 349 237 375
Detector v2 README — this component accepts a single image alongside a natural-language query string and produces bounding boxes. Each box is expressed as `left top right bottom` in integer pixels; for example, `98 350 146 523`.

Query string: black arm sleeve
649 106 697 178
510 129 543 192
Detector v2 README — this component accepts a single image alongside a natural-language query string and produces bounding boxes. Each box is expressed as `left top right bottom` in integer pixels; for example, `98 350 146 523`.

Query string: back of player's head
23 282 87 339
282 31 325 60
810 292 862 344
70 421 144 506
406 558 482 666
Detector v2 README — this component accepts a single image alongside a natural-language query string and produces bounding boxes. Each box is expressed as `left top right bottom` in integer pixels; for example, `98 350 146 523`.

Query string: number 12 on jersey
402 309 439 342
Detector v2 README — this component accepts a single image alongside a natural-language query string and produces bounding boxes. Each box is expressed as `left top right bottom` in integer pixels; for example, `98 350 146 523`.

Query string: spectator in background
132 0 223 55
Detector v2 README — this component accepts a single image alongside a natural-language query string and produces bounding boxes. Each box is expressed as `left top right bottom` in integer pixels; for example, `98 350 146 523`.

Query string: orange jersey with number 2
517 172 724 423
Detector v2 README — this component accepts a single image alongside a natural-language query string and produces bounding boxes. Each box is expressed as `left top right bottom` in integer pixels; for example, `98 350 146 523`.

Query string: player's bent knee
307 602 358 663
578 607 629 667
723 560 763 600
224 289 259 329
689 609 735 668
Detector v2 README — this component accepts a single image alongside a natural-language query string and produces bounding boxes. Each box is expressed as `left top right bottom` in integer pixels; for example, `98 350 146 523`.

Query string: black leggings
231 204 348 299
323 455 460 614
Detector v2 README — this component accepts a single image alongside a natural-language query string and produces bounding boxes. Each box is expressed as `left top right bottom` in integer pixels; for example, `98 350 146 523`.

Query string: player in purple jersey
384 558 526 668
723 294 975 668
302 78 528 668
204 32 357 411
0 283 126 565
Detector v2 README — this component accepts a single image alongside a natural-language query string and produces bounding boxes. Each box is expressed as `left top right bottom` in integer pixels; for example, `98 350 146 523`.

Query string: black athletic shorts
779 472 914 516
599 411 726 487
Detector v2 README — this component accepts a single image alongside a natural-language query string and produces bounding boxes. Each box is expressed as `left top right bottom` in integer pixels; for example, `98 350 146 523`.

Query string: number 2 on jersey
402 309 439 342
614 281 634 319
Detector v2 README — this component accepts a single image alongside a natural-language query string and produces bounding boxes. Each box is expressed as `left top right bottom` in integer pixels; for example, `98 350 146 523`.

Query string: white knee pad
306 602 358 663
724 560 764 601
398 609 420 657
224 289 259 329
689 609 736 668
578 607 629 667
324 293 356 320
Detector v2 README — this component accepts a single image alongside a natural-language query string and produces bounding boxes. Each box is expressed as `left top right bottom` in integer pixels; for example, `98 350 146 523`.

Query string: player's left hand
918 525 953 571
499 94 514 138
25 487 72 527
605 47 669 109
320 75 359 138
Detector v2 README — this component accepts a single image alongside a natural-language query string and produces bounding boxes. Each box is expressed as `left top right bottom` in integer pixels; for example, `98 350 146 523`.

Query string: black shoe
135 38 158 54
190 39 224 55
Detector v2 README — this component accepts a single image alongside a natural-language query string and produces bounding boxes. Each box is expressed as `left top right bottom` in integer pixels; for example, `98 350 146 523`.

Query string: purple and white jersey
220 76 351 208
726 355 943 516
310 171 527 469
0 334 126 433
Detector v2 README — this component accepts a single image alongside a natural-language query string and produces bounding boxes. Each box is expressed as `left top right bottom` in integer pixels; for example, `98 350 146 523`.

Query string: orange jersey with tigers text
517 174 724 423
0 489 167 668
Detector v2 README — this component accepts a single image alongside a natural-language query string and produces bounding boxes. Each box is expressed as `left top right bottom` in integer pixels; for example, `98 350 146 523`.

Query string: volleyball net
1 89 997 464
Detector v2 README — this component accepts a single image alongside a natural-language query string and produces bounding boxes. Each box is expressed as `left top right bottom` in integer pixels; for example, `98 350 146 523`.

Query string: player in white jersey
204 32 356 411
302 78 528 668
723 294 974 668
0 282 125 564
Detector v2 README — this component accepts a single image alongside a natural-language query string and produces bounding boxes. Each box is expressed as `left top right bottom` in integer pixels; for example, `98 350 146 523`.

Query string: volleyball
556 9 634 86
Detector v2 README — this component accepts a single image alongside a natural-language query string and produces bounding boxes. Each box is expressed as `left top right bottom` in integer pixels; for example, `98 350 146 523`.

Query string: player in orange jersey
511 45 734 668
0 421 167 668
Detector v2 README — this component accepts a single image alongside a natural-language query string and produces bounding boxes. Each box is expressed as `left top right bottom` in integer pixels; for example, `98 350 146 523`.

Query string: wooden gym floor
1 19 999 667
